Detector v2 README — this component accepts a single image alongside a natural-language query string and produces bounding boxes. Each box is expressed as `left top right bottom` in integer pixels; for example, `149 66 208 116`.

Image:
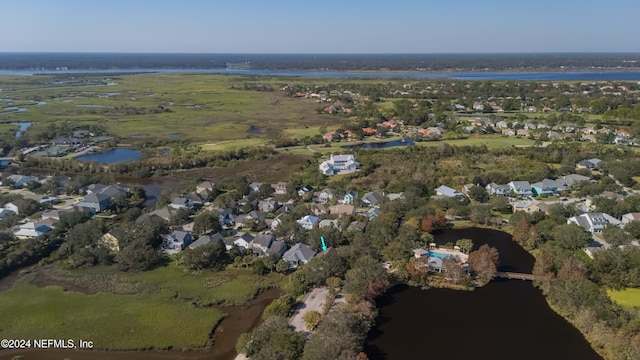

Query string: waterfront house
283 243 317 268
567 213 621 233
163 230 193 254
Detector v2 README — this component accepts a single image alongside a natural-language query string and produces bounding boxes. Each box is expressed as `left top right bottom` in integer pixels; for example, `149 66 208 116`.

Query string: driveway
289 287 329 334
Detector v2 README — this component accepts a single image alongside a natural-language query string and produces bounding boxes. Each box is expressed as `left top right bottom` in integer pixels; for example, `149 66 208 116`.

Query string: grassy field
416 135 535 149
0 73 345 143
607 288 640 308
0 276 223 350
0 265 284 350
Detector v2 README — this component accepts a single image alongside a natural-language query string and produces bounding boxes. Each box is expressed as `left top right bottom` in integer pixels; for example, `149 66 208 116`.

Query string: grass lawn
0 276 223 350
416 136 535 149
607 288 640 308
200 138 267 152
124 265 282 306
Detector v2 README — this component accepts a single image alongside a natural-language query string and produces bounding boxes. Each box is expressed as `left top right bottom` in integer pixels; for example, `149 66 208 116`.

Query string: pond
364 228 602 360
12 122 31 138
78 149 141 164
341 138 415 149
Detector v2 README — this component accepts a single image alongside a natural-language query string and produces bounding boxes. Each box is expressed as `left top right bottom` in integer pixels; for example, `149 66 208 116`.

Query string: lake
1 68 640 81
342 138 415 149
78 148 141 164
364 228 602 360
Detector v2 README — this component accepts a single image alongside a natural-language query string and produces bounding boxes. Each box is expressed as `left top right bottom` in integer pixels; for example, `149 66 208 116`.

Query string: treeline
3 53 638 71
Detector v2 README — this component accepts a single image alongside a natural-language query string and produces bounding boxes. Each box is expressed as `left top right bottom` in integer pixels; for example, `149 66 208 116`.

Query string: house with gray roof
576 158 603 170
283 243 317 268
435 185 463 198
76 192 112 213
188 233 224 250
567 213 621 233
163 230 193 254
170 197 194 210
258 198 279 213
486 183 510 196
531 179 560 196
508 181 532 196
249 234 288 257
361 192 383 207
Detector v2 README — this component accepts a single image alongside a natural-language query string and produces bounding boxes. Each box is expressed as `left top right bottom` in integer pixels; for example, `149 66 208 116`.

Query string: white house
14 222 52 238
297 215 319 230
319 154 359 175
567 213 621 233
508 181 532 196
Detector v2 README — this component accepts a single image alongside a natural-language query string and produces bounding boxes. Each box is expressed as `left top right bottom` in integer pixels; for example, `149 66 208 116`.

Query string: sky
1 0 639 53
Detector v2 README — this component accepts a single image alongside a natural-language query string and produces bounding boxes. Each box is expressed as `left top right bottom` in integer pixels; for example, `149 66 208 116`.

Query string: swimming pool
427 251 453 259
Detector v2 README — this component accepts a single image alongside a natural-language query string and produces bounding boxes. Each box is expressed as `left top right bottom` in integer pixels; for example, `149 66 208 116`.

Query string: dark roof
188 233 223 249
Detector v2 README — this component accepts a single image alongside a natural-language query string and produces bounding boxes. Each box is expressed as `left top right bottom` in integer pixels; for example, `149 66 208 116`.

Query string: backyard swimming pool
427 251 453 259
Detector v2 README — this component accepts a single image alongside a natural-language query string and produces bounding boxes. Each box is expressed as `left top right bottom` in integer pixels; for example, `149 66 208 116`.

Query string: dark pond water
116 176 163 208
78 148 141 164
364 228 602 360
342 138 415 150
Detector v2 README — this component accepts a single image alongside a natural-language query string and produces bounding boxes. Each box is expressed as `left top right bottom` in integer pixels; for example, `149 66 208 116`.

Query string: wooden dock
496 272 535 281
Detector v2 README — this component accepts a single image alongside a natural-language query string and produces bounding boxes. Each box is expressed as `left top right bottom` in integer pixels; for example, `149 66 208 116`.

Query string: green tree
183 241 228 271
344 256 389 301
551 224 592 251
303 310 322 331
602 225 633 246
455 238 474 254
193 210 221 235
468 185 489 203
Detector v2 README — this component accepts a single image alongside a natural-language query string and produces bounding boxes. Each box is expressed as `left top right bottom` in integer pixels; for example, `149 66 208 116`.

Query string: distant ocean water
1 68 640 81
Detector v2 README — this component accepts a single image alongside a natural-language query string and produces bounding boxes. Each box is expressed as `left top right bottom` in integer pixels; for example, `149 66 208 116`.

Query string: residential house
146 207 177 222
271 213 285 230
272 182 290 195
512 200 540 214
348 221 367 232
249 182 264 194
387 192 404 201
236 195 258 210
163 230 193 254
6 174 35 188
188 233 224 250
568 213 621 233
516 129 529 137
3 202 19 214
297 215 319 230
581 135 597 143
329 204 355 217
283 243 317 268
76 192 112 213
361 192 383 207
318 188 336 203
576 158 603 170
319 219 339 229
170 197 194 210
312 203 328 216
508 181 533 197
435 185 463 198
236 210 265 227
599 191 625 202
319 154 360 176
227 232 254 251
196 180 216 194
14 222 52 238
217 208 235 226
622 213 640 225
531 179 560 196
486 183 510 196
338 190 358 204
502 129 516 136
368 207 382 220
258 198 279 213
249 234 288 257
557 174 592 189
298 185 314 197
0 208 15 220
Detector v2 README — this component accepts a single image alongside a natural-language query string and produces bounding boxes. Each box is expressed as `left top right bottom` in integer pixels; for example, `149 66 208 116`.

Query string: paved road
289 287 329 334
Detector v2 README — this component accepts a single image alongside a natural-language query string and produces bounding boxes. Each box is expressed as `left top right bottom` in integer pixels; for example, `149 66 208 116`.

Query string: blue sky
1 0 639 53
